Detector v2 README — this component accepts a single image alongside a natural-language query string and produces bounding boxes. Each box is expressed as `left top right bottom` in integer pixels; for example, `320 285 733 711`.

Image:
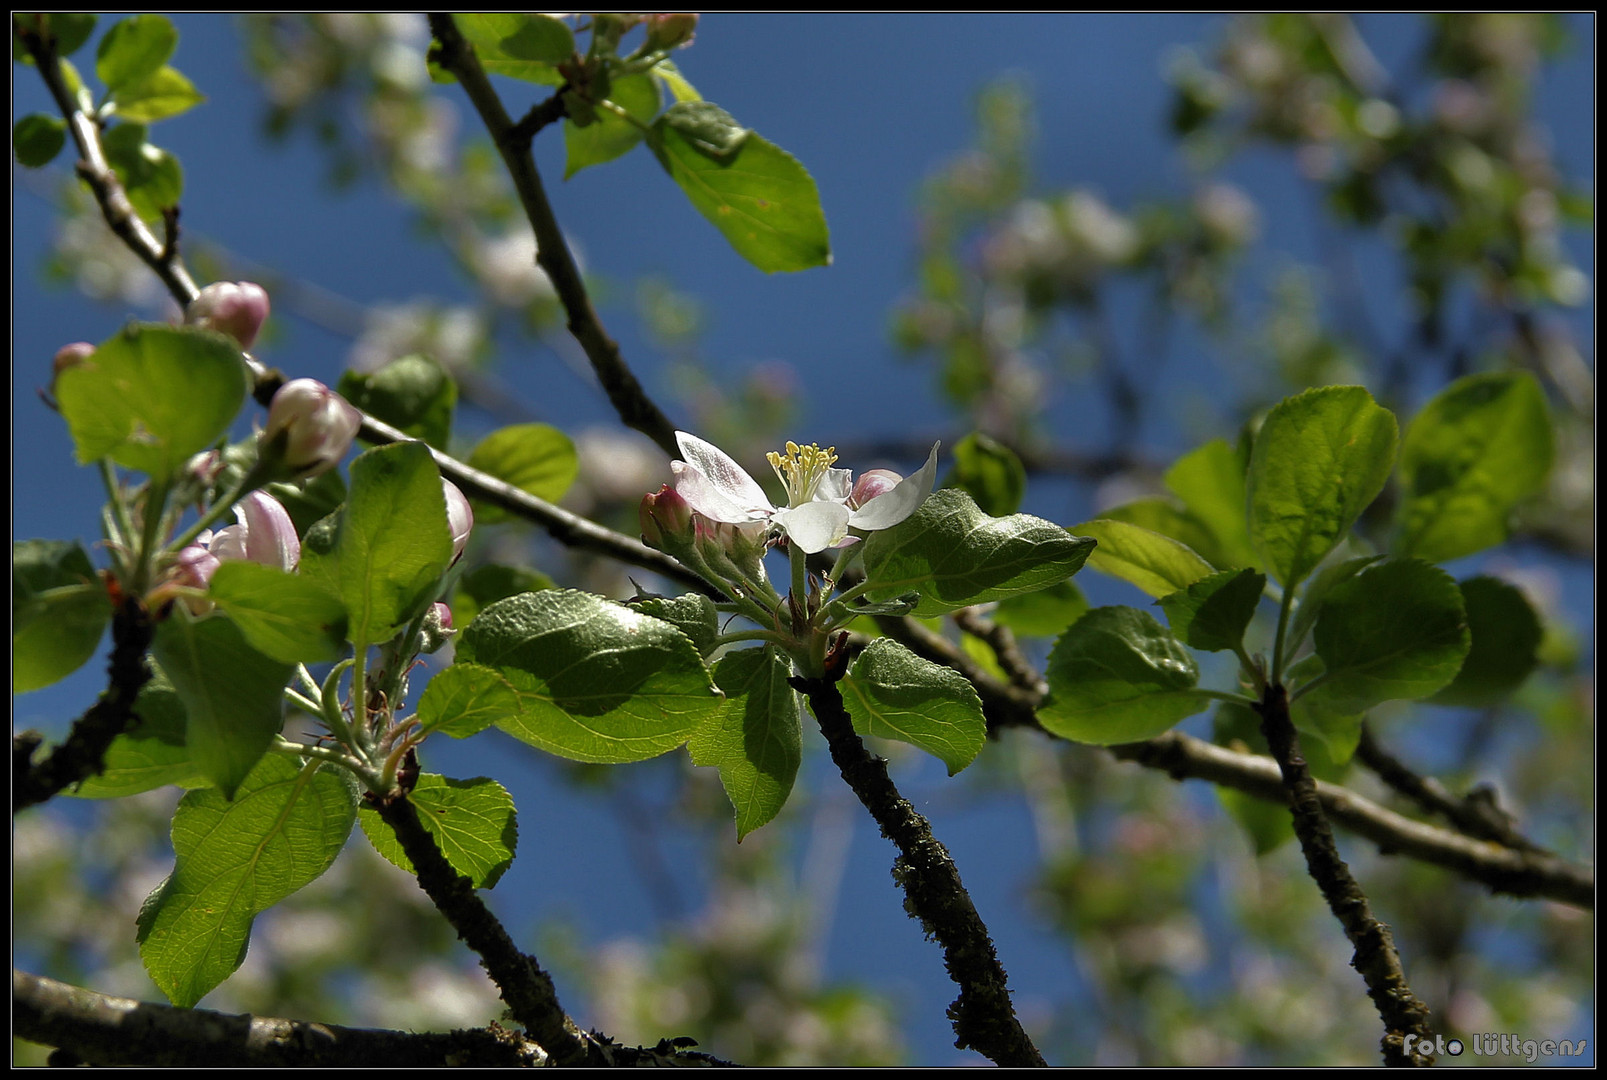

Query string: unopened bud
848 469 902 510
261 378 363 480
419 600 456 654
211 490 300 571
640 484 695 552
443 479 473 564
645 12 698 51
187 281 271 350
51 342 95 398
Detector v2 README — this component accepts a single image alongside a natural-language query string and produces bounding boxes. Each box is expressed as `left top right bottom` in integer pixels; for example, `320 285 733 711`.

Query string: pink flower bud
645 12 698 51
443 479 473 563
51 342 95 398
186 281 271 349
432 601 453 632
848 469 902 510
640 484 694 551
172 543 222 590
262 378 362 480
211 491 300 571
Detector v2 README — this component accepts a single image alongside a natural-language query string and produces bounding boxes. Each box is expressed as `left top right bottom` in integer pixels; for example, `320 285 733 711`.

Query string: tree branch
14 594 153 812
13 969 734 1067
428 13 682 459
875 614 1593 909
363 786 594 1065
791 668 1046 1067
1254 683 1434 1066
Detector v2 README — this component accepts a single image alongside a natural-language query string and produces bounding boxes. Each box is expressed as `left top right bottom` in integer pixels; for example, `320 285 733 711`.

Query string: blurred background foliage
15 13 1592 1066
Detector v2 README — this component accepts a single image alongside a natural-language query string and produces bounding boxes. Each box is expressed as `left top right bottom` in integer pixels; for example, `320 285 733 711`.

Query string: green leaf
1164 438 1256 569
206 561 347 664
1247 385 1397 589
650 59 700 103
1429 576 1543 707
337 354 456 451
96 14 177 93
70 667 209 797
13 13 96 60
267 468 347 540
336 443 453 647
649 105 830 273
945 432 1026 516
111 65 205 123
453 562 555 628
992 579 1088 638
54 323 246 477
465 423 578 523
565 72 659 178
690 646 801 840
152 609 294 799
1285 655 1364 763
138 754 356 1007
861 488 1096 616
417 662 521 738
1040 606 1205 745
457 589 722 764
58 57 94 113
1158 567 1266 653
1286 551 1381 657
13 539 109 693
1309 557 1469 712
632 592 718 657
1095 497 1228 571
13 113 66 167
1072 518 1216 599
359 774 517 889
839 638 986 775
100 122 183 222
451 14 569 85
1395 372 1554 563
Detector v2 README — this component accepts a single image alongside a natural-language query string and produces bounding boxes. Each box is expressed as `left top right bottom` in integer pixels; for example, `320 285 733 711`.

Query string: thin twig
1356 722 1541 853
792 665 1046 1067
951 606 1046 696
1254 683 1434 1066
428 13 682 458
875 614 1593 909
363 787 594 1065
14 594 153 812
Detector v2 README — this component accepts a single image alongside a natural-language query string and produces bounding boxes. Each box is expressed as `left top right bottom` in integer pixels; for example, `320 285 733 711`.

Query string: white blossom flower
670 432 939 554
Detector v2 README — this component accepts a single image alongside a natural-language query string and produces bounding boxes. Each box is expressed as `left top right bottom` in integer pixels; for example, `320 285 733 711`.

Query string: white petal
675 432 773 511
848 442 940 531
671 461 764 524
774 501 851 554
815 467 853 503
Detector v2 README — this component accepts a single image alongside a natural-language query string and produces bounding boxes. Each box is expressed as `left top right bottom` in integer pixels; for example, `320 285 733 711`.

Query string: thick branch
1256 684 1434 1066
428 13 682 458
13 969 733 1067
364 788 593 1065
14 595 153 812
792 672 1046 1067
876 615 1593 909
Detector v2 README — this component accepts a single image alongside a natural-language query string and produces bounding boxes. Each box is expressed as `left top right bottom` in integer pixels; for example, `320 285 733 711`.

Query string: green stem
1270 581 1298 687
712 629 791 648
164 465 269 557
1232 642 1267 697
268 736 374 783
321 658 365 762
284 688 324 718
1288 670 1330 704
98 461 134 558
131 474 171 595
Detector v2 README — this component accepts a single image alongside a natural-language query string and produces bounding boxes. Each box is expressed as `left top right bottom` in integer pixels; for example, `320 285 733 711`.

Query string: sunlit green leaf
840 638 986 775
338 353 456 450
54 323 246 477
992 579 1088 638
418 662 522 738
101 122 183 222
458 589 722 763
137 755 356 1006
13 539 109 693
111 65 205 123
1395 372 1554 563
1247 385 1397 589
206 561 348 664
1158 567 1265 653
465 423 578 523
650 104 830 273
690 646 800 840
862 489 1096 615
632 592 718 657
565 72 659 177
1073 518 1216 599
96 13 177 93
1164 437 1256 569
1040 606 1205 745
359 774 517 889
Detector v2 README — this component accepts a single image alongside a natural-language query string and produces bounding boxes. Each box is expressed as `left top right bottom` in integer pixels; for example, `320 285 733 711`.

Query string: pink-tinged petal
442 479 473 563
848 469 902 509
671 461 766 525
675 432 773 513
774 500 852 554
848 442 940 531
233 491 301 570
